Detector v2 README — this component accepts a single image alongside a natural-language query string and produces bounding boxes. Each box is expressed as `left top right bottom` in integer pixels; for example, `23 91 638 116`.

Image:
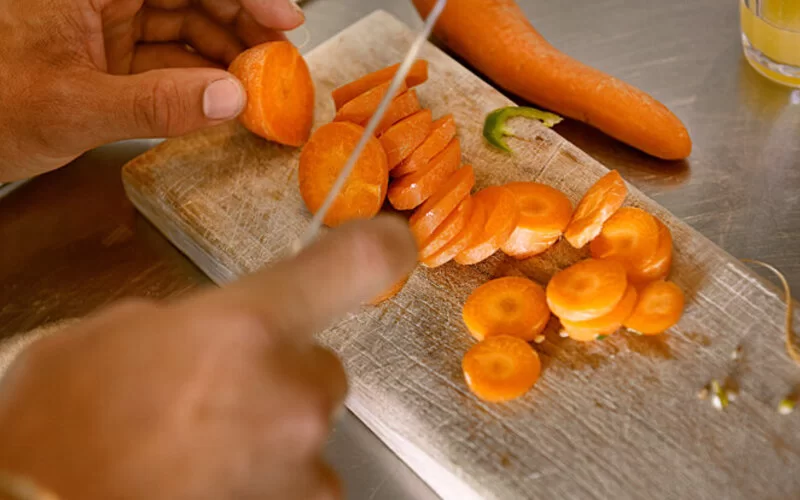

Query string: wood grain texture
121 11 800 500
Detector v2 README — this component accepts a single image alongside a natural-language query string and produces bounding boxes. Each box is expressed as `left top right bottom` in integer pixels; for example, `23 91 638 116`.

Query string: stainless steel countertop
1 0 798 498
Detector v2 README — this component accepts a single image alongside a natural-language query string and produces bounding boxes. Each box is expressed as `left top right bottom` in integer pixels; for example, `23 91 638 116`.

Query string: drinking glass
740 0 800 87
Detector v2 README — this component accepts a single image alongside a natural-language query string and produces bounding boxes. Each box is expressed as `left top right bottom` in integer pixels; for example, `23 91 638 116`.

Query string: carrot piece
411 0 692 160
410 165 475 244
623 281 685 335
462 335 541 403
560 284 638 341
388 138 461 210
368 275 410 305
418 196 473 260
421 196 485 268
455 186 520 266
463 277 550 342
298 122 388 227
392 115 457 177
333 80 407 126
228 41 314 147
501 182 572 259
380 109 433 169
374 90 422 136
546 258 628 322
332 60 429 110
563 170 627 249
589 207 660 277
629 218 673 285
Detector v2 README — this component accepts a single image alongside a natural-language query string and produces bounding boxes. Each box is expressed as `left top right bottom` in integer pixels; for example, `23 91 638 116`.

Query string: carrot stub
228 41 314 147
331 60 429 110
463 277 550 342
546 258 628 322
334 80 407 126
564 170 628 249
421 196 485 268
455 186 520 266
380 109 433 169
298 122 388 227
410 165 475 244
388 138 461 210
392 115 457 177
560 284 638 341
418 196 473 260
502 182 573 259
462 335 541 403
590 207 660 276
623 281 685 335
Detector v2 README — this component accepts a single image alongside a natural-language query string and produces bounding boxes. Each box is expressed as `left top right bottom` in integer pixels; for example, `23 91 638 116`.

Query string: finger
234 9 288 47
305 345 348 415
140 7 244 65
131 43 223 72
313 460 343 500
239 0 305 31
197 0 242 24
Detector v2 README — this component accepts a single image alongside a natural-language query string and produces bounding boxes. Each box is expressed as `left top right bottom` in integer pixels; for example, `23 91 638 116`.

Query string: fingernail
203 78 244 120
289 0 305 20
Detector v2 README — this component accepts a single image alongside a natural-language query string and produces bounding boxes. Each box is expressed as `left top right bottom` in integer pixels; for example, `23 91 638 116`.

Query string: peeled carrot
421 196 485 268
388 138 461 210
334 80 407 126
462 335 541 403
590 207 660 276
623 281 685 335
463 277 550 342
501 182 572 259
392 115 457 177
411 0 692 160
332 60 429 110
564 170 627 249
629 218 673 285
228 41 314 147
380 109 433 169
369 275 410 305
546 258 628 322
298 122 388 227
560 284 637 341
418 196 473 260
455 186 520 266
374 90 422 135
410 165 475 244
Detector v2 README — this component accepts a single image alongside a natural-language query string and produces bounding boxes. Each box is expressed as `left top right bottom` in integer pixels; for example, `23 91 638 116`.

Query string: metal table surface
1 0 798 498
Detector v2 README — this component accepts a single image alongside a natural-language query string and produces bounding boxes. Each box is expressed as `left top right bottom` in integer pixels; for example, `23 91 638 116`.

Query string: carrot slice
623 281 685 335
421 197 485 268
563 170 627 249
418 196 473 259
589 207 660 277
546 258 628 322
380 109 433 169
501 182 573 259
629 218 673 285
332 60 429 110
388 139 461 210
334 80 407 126
410 165 475 244
462 335 541 403
368 275 410 305
298 122 388 227
392 115 457 177
463 277 550 342
560 284 638 341
228 41 314 147
455 186 520 266
373 90 422 135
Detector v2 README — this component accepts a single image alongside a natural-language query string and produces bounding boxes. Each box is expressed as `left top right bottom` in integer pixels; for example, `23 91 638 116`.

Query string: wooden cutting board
122 10 800 500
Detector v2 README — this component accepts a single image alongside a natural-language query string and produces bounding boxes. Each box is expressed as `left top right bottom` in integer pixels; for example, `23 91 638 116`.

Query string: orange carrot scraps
388 138 461 210
623 281 685 335
374 90 422 135
455 186 520 266
560 284 638 341
421 196 485 268
392 115 457 177
546 258 628 322
590 207 660 276
563 170 627 249
334 80 407 126
298 122 388 227
502 182 572 259
410 165 475 244
380 109 433 169
463 277 550 342
462 335 541 403
332 60 429 110
418 196 473 260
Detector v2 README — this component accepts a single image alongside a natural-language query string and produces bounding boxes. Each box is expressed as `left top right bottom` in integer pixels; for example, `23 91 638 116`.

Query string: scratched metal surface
0 0 798 499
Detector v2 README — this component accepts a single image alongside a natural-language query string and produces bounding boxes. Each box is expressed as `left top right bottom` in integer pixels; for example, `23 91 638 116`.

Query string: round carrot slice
368 275 410 305
392 115 457 177
388 138 461 210
462 335 541 403
590 207 660 277
563 170 627 249
502 182 572 259
560 284 638 341
373 90 422 135
418 196 473 260
380 109 433 169
463 277 551 342
504 233 560 260
623 281 685 335
298 122 388 227
629 218 673 285
334 80 407 126
421 198 485 268
546 258 628 322
331 60 428 110
410 165 475 244
228 41 314 147
455 186 520 266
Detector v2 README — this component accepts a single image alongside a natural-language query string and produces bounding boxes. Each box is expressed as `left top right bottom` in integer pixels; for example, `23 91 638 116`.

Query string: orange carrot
374 90 422 135
380 109 433 169
298 122 388 227
411 0 692 160
590 207 660 276
332 60 429 110
410 165 475 244
392 115 457 177
501 182 572 259
418 196 473 260
369 275 410 305
560 284 638 341
334 80 407 126
228 41 314 147
563 170 627 249
546 258 628 322
462 277 550 341
462 335 541 403
421 197 485 268
388 138 461 210
623 280 685 335
629 218 673 285
455 186 520 265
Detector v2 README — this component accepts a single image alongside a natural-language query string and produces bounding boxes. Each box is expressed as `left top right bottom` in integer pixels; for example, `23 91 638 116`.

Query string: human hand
0 217 417 500
0 0 304 182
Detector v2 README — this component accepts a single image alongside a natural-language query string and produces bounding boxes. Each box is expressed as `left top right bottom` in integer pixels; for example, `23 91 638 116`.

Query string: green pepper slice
483 106 563 153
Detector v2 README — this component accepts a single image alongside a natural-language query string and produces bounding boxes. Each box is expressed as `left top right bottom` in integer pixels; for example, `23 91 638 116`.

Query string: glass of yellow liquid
740 0 800 87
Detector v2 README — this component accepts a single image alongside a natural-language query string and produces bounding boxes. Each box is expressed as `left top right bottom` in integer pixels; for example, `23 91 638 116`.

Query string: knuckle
348 225 395 278
134 77 187 136
105 297 157 316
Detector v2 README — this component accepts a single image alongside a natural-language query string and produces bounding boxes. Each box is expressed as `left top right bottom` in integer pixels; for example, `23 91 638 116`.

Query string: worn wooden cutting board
121 10 800 500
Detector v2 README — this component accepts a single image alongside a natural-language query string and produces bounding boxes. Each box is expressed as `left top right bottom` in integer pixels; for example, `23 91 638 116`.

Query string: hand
0 0 304 182
0 217 417 500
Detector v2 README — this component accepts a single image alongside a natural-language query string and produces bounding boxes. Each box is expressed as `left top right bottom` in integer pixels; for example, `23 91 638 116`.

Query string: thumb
94 68 246 141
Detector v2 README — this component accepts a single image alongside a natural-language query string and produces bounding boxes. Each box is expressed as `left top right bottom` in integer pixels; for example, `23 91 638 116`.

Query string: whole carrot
411 0 692 160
